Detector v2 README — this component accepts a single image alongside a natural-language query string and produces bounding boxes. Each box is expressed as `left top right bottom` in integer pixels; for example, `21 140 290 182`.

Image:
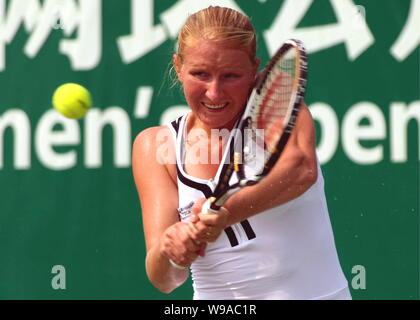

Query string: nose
205 79 224 102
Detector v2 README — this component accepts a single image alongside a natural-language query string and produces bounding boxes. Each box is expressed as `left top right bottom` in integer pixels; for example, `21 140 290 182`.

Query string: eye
192 71 208 79
223 73 240 79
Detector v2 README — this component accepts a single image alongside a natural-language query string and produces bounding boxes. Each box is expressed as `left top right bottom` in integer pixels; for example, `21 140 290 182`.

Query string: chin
200 112 239 130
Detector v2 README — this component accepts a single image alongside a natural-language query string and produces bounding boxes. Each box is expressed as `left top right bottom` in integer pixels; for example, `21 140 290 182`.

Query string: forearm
224 151 317 225
145 244 189 294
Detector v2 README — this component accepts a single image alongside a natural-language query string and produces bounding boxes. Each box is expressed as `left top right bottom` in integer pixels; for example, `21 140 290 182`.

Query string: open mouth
202 102 228 110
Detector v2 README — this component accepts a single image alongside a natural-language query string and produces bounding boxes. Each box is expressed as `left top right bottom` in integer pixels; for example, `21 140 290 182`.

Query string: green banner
0 0 418 300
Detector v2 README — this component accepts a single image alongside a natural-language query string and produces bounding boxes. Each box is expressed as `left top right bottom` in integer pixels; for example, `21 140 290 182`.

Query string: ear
173 54 183 82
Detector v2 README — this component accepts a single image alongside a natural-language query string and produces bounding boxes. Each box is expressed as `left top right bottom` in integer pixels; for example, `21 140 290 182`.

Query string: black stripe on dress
240 220 256 240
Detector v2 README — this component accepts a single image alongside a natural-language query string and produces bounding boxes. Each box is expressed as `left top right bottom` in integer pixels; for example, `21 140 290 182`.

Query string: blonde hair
177 6 257 62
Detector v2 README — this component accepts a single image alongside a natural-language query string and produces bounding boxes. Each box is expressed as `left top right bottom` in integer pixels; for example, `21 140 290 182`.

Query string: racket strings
256 52 297 152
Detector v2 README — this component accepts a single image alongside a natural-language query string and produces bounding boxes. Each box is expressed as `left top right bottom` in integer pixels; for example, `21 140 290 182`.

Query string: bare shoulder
133 125 175 161
132 125 176 182
133 126 171 153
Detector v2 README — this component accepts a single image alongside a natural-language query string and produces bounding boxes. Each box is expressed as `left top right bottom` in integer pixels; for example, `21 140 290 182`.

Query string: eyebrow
187 61 248 71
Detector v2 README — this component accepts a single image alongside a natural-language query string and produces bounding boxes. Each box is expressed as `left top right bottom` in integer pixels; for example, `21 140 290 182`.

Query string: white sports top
168 113 350 300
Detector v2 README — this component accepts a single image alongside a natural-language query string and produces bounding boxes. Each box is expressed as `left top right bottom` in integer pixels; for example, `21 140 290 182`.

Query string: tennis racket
202 38 308 214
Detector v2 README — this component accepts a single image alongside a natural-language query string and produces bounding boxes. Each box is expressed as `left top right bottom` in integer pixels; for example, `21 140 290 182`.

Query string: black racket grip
202 197 222 214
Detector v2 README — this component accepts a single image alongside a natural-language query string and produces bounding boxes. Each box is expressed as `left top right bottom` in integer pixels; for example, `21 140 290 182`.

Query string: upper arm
286 102 318 184
132 126 179 252
273 102 317 186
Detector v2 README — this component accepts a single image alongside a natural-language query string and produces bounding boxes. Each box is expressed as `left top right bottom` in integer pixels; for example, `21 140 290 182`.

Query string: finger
163 223 201 267
198 212 219 225
199 207 229 227
180 227 205 252
168 248 189 269
191 198 207 215
166 246 187 268
204 230 221 243
188 213 199 223
170 245 198 267
187 220 212 241
185 238 202 252
181 250 198 262
170 223 202 252
198 214 226 230
197 242 207 257
185 221 202 241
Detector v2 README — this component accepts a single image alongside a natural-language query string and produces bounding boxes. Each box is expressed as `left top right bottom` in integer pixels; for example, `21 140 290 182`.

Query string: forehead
182 40 253 70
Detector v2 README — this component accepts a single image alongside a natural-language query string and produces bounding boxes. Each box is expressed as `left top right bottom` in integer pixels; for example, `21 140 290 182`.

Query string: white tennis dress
168 113 351 300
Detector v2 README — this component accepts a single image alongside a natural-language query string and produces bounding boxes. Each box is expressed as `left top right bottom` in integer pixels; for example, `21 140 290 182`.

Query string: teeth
203 103 227 109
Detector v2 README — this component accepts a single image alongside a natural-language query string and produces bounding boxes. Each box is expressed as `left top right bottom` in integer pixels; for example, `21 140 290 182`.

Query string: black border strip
176 166 213 198
170 117 181 134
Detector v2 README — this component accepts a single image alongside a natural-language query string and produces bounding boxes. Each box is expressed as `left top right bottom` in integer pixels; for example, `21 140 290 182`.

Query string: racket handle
202 197 221 214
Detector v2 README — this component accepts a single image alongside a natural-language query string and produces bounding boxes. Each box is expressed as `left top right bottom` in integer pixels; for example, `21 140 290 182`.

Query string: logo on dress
177 201 194 221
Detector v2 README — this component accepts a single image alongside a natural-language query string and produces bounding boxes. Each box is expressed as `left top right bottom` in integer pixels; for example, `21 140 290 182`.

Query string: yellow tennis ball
52 83 92 119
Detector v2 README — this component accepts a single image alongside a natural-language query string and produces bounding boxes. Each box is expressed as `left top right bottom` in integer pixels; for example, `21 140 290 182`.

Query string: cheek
231 79 253 101
182 79 198 95
182 80 204 104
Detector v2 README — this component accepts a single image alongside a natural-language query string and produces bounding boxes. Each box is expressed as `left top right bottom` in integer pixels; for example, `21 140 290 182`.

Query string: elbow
305 160 318 187
303 159 318 188
155 283 175 294
146 264 187 294
152 277 188 294
147 272 176 294
296 152 318 189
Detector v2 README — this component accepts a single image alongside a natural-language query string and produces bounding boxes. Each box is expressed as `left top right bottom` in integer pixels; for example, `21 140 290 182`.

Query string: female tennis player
132 6 351 300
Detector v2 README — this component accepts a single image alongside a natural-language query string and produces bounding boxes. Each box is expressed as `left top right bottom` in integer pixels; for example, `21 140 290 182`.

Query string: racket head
243 38 308 180
211 39 308 209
